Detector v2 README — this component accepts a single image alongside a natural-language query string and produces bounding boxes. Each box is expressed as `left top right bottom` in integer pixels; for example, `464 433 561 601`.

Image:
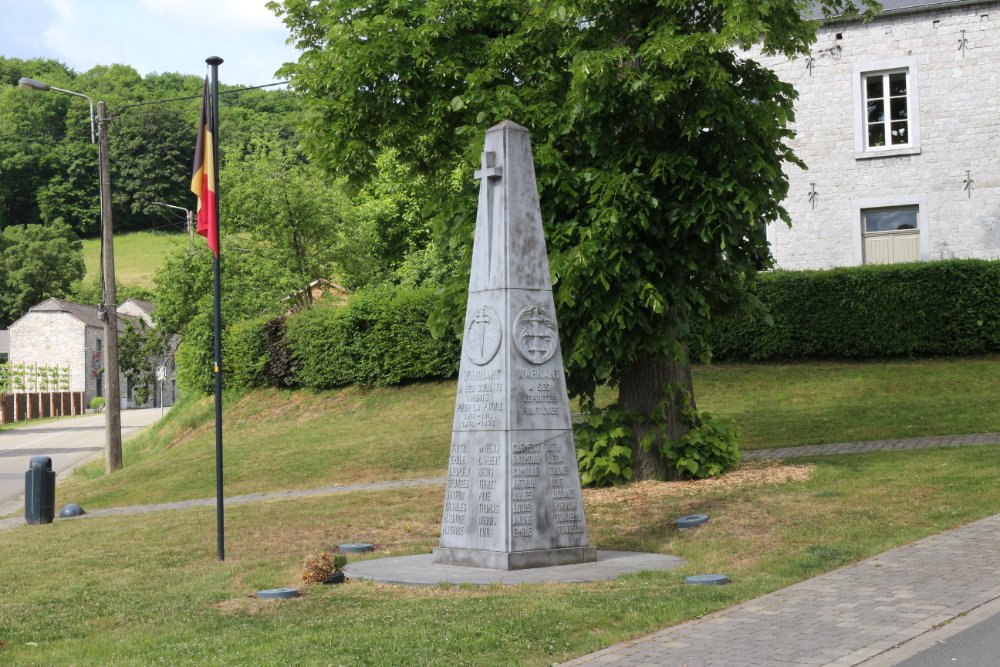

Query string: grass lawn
53 356 1000 511
2 445 999 665
81 231 188 288
694 356 1000 449
5 357 1000 663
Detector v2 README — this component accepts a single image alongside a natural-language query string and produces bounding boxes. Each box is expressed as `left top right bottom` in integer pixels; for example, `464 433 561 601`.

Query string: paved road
0 408 164 513
875 598 1000 666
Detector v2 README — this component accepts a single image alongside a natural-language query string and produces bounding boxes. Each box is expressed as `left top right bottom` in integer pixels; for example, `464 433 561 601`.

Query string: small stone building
7 297 176 408
748 0 1000 269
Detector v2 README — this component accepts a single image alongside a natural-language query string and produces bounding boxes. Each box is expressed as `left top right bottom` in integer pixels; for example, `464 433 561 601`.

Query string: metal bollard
25 456 55 525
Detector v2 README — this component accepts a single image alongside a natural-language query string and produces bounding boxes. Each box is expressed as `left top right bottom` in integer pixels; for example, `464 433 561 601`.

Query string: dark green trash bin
25 456 55 525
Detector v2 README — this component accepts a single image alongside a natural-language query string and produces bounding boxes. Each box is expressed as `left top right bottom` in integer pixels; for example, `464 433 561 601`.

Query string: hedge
219 284 461 392
702 260 1000 361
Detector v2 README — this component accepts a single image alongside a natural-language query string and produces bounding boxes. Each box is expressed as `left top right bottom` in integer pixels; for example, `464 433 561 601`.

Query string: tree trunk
620 348 697 481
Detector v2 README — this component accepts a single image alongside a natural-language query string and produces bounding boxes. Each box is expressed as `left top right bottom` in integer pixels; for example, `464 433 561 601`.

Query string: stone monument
433 121 597 570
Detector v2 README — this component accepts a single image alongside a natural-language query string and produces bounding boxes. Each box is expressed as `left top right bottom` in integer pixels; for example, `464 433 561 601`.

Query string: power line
113 80 291 112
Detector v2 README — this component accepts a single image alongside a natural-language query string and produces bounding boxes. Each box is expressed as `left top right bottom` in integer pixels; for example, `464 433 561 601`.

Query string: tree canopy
0 57 304 237
0 219 84 327
272 0 878 478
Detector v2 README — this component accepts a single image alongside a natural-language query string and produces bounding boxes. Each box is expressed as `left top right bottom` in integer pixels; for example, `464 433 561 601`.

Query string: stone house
7 297 176 408
750 0 1000 269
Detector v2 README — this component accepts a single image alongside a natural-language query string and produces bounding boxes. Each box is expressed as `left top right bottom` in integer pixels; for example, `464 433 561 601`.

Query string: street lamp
18 78 96 144
150 201 194 246
17 77 123 473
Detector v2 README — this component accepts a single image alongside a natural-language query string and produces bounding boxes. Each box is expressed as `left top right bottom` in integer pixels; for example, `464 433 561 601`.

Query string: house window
862 206 920 264
854 57 920 158
863 70 910 149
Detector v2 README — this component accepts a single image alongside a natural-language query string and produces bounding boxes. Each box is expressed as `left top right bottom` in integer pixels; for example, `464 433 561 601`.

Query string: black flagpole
207 55 225 562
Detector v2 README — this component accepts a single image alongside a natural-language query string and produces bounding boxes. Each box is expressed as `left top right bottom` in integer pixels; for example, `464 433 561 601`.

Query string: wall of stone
751 2 1000 269
9 312 86 393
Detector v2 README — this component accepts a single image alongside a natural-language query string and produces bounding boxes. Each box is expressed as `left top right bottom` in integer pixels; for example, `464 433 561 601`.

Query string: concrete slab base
344 550 686 585
432 545 597 570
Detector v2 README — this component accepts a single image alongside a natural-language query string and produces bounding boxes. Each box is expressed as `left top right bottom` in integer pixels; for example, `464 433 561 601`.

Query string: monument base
432 546 597 571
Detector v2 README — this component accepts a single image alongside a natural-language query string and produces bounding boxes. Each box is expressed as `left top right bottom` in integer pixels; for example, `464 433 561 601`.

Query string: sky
0 0 300 86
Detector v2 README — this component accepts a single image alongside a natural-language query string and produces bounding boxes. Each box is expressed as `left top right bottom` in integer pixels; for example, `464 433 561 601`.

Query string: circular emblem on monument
513 305 558 365
465 306 502 366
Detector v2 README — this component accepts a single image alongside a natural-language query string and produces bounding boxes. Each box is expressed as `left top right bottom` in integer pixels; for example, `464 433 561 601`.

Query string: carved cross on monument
474 151 503 277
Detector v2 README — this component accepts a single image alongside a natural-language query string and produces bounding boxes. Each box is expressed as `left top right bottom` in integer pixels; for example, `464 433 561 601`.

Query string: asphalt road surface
0 408 164 513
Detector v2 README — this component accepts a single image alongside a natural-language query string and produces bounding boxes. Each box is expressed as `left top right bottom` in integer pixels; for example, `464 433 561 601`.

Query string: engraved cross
474 151 503 276
471 310 492 358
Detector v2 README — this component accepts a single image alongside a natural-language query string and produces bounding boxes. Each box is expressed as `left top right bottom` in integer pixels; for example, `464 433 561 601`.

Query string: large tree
272 0 876 479
0 219 85 327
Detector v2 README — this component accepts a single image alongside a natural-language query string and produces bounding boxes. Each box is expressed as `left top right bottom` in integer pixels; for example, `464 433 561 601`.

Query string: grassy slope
5 357 1000 664
55 356 1000 511
81 231 188 288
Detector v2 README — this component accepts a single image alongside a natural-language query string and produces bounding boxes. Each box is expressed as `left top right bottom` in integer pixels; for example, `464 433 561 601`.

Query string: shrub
223 316 297 392
655 412 741 479
285 284 460 389
89 396 105 411
701 260 1000 361
223 316 270 391
575 408 634 488
575 403 740 485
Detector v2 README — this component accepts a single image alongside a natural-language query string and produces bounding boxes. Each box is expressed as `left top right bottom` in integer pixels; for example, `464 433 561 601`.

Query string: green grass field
3 357 1000 664
81 231 188 288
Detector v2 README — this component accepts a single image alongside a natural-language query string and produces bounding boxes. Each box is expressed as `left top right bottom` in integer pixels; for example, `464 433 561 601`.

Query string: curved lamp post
18 77 96 144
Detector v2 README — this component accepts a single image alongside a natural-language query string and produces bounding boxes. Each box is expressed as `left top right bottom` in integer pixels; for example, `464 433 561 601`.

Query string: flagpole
207 55 225 562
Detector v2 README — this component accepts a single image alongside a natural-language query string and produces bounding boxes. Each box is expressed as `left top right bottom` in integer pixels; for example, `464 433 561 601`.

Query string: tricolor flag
191 77 218 257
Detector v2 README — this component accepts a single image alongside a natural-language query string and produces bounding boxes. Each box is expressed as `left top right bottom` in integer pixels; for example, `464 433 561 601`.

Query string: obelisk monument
433 121 597 570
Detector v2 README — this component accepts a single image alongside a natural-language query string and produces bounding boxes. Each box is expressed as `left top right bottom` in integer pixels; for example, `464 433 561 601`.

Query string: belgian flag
191 77 218 257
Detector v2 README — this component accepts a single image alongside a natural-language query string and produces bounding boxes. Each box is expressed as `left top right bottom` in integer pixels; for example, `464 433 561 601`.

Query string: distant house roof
21 297 105 329
118 298 155 314
807 0 981 20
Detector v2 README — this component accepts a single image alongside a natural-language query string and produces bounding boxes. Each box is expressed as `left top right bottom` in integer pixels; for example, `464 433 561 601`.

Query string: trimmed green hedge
221 284 461 392
703 260 1000 361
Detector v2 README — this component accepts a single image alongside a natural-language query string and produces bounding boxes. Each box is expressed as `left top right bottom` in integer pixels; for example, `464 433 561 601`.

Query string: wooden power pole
97 100 123 472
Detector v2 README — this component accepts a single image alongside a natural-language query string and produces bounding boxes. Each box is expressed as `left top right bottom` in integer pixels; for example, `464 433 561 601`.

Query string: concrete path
0 408 165 515
743 432 1000 461
1 430 998 665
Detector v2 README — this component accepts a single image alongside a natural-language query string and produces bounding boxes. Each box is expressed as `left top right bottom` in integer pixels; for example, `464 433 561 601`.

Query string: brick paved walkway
562 514 1000 666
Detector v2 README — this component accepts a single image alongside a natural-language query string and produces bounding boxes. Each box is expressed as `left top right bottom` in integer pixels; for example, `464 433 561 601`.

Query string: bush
89 396 105 412
701 260 1000 361
656 412 741 479
288 284 461 389
575 403 740 485
212 284 462 393
223 316 271 391
575 408 634 488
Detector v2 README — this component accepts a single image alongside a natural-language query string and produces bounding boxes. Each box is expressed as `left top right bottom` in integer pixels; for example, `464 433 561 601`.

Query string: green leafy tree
0 219 85 327
220 136 342 307
118 319 156 405
273 0 877 479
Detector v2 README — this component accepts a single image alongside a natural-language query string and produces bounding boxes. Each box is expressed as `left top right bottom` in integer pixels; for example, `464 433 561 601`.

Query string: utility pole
98 101 123 472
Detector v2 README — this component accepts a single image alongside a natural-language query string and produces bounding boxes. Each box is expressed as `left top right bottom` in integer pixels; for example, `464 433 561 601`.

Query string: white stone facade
751 1 1000 269
9 307 102 402
7 298 176 408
